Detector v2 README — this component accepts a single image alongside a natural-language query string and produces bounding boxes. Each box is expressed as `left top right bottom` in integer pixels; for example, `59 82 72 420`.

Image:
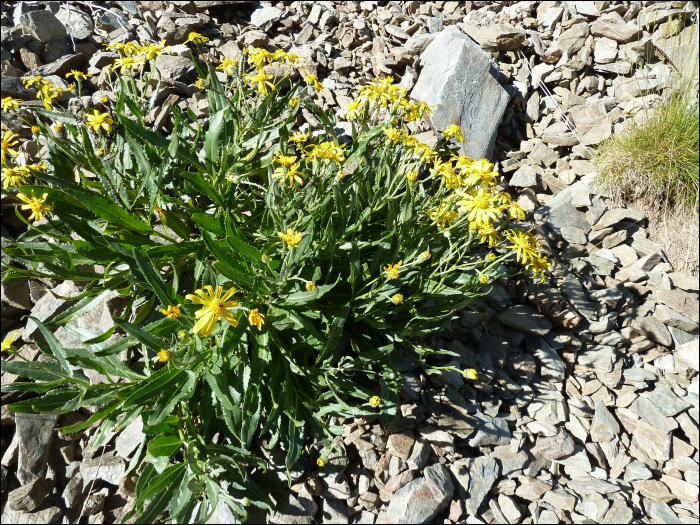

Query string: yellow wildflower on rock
1 167 28 190
23 76 45 89
161 304 181 319
391 293 403 305
306 281 316 292
66 70 92 81
17 190 53 222
464 368 479 380
442 124 465 143
52 122 64 133
243 71 275 95
217 57 238 76
1 331 21 353
112 56 145 74
248 308 265 331
86 111 114 133
527 254 551 284
139 40 170 60
195 77 205 90
1 129 20 164
344 100 363 119
506 230 540 264
245 47 272 69
383 261 402 280
278 228 303 247
157 349 171 362
1 97 22 111
100 94 110 104
185 285 240 337
382 127 402 143
369 396 381 407
455 188 500 224
185 32 208 44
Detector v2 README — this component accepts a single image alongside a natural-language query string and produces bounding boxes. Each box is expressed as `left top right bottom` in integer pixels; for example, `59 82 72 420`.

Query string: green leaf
63 189 152 233
56 398 123 434
9 389 83 415
181 172 224 209
204 108 227 172
202 231 255 291
112 318 170 354
226 215 263 266
29 316 74 379
148 371 196 426
133 250 177 309
0 360 63 382
31 108 77 123
124 133 157 206
148 435 184 459
44 288 116 328
122 367 186 408
281 279 338 305
192 213 226 236
315 307 350 365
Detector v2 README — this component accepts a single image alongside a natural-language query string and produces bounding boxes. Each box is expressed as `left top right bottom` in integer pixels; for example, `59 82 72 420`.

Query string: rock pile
2 1 699 524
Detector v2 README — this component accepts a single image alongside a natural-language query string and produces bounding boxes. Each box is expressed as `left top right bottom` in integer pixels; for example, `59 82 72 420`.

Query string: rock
467 412 510 447
249 4 282 31
28 53 87 78
526 337 566 382
271 493 313 524
322 498 347 523
452 457 498 515
384 466 453 523
496 305 552 336
8 478 51 512
404 33 438 55
591 20 640 43
631 252 662 272
1 505 62 524
533 431 575 460
80 456 125 490
576 493 609 522
631 317 672 347
62 473 86 508
153 55 196 82
490 445 528 477
437 411 476 439
594 208 646 230
561 275 597 320
601 499 633 524
21 10 68 43
577 345 616 372
594 37 618 64
676 339 699 371
543 488 576 511
655 305 698 333
516 476 552 501
411 26 509 161
656 290 699 324
566 476 621 495
527 390 567 425
510 164 538 188
623 460 653 482
534 183 591 235
646 383 692 417
497 494 522 523
387 431 414 462
529 140 559 167
114 415 144 460
23 281 78 342
644 501 682 524
54 6 93 40
560 227 587 245
438 360 464 390
1 281 31 316
661 475 698 503
16 413 57 486
406 437 430 471
590 399 619 442
460 24 527 51
558 23 590 55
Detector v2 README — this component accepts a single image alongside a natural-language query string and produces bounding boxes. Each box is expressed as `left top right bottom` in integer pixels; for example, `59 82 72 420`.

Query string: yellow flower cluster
23 76 73 110
1 162 46 190
303 141 345 165
356 76 406 108
272 153 304 188
240 47 302 94
106 40 171 60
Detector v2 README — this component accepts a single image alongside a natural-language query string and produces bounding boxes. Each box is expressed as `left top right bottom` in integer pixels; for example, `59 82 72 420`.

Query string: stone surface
80 456 125 490
452 457 498 515
7 478 51 512
21 10 68 42
16 413 58 486
590 399 620 442
533 431 575 460
467 412 510 448
411 26 509 160
384 466 453 524
496 305 552 336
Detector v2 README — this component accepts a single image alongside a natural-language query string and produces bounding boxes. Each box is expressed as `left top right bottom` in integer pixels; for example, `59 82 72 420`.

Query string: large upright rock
411 26 510 161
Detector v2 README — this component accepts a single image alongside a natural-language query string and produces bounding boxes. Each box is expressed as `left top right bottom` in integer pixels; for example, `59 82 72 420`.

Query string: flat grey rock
21 10 68 42
590 399 619 442
525 337 566 381
533 431 575 460
496 305 552 336
646 383 692 417
631 316 672 347
16 413 57 486
467 412 510 447
644 501 682 524
534 182 591 234
510 164 538 187
561 275 597 320
8 478 51 512
566 476 621 495
80 456 125 490
676 339 699 371
451 456 498 515
114 415 145 460
411 26 509 160
384 474 451 524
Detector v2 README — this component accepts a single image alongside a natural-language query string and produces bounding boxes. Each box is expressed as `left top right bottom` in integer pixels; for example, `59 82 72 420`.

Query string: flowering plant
1 39 547 522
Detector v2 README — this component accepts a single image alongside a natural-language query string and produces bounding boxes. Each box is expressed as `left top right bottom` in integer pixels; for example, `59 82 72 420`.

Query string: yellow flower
161 304 182 319
344 100 363 119
391 293 403 305
274 152 297 168
383 261 402 280
86 111 114 133
336 170 345 180
1 129 20 164
477 223 500 248
177 330 188 339
499 193 526 220
139 40 170 60
97 148 105 156
429 202 459 229
432 157 461 189
464 368 479 380
243 71 276 95
23 76 45 89
288 97 298 108
479 274 489 284
455 188 500 224
185 32 208 44
506 230 540 264
316 457 326 467
106 42 141 56
442 124 465 143
369 396 381 407
487 253 497 262
290 132 309 144
1 167 29 190
111 56 145 73
1 330 21 353
420 250 431 262
31 125 40 134
195 77 205 90
306 281 316 292
527 254 551 284
1 97 23 111
17 190 53 222
406 171 418 182
157 349 171 362
278 228 303 247
303 141 345 164
382 127 403 143
217 57 238 76
185 285 239 337
248 308 265 331
52 122 64 133
66 70 92 81
273 162 304 188
245 47 272 69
